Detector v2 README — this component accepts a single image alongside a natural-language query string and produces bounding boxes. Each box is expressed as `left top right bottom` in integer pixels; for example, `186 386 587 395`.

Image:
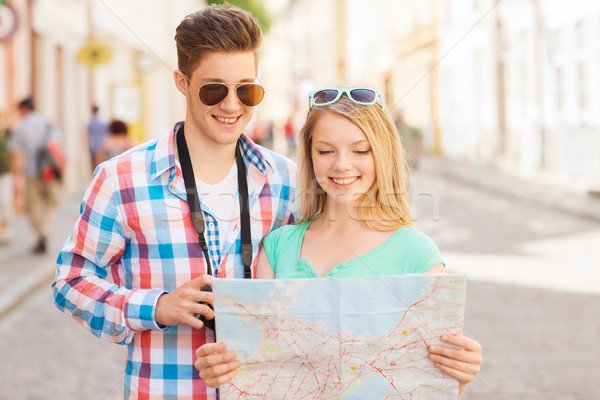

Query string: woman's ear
173 70 189 95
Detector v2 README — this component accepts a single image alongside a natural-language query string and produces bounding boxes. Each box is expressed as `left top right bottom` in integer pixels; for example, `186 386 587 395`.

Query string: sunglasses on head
198 82 265 107
308 88 384 111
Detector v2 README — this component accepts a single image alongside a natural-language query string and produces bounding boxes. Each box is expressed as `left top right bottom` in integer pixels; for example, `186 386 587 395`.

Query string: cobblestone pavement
461 281 600 400
0 286 124 400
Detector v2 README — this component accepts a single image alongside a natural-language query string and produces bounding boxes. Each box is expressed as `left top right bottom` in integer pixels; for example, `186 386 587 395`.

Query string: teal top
262 221 445 279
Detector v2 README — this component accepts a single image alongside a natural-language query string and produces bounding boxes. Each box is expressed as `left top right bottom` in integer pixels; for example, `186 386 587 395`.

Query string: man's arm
51 168 166 344
10 143 25 214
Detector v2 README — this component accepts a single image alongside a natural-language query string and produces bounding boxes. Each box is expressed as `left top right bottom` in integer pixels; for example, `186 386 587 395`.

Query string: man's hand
155 274 214 330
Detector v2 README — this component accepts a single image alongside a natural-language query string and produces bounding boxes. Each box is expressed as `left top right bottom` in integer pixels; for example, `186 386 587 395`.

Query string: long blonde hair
297 95 413 231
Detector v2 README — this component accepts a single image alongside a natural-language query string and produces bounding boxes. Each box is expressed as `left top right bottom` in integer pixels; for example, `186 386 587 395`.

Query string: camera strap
177 124 252 279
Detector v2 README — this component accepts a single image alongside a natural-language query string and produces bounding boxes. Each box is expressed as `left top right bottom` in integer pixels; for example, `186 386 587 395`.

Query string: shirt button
208 222 215 228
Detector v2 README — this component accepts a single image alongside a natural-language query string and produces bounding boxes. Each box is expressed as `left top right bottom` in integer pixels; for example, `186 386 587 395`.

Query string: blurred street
0 156 599 400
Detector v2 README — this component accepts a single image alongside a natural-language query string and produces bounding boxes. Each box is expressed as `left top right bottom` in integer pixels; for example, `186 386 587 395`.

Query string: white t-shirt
195 161 239 255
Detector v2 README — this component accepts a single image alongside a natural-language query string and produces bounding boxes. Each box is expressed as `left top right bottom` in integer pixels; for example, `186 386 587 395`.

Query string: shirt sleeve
52 167 165 345
412 231 445 273
261 228 280 274
277 158 298 227
9 124 23 153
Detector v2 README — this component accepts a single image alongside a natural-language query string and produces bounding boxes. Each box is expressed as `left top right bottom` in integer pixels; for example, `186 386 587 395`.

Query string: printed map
213 274 466 399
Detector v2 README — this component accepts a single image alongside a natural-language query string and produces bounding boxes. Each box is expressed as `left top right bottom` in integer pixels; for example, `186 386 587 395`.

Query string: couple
52 3 481 399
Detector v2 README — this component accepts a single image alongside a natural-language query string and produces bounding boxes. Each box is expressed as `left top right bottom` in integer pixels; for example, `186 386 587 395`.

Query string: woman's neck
312 201 366 232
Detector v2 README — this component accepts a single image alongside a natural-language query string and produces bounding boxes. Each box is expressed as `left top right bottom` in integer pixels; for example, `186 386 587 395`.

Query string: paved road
0 165 599 399
412 168 600 399
0 286 124 400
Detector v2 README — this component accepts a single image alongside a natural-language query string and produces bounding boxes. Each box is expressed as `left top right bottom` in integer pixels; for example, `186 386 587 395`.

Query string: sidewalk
0 187 83 318
418 155 600 223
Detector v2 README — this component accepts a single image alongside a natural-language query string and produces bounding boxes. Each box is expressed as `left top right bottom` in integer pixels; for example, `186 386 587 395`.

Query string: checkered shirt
52 122 297 399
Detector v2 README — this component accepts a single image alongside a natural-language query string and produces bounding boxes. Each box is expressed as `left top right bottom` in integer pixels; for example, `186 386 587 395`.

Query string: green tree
207 0 272 33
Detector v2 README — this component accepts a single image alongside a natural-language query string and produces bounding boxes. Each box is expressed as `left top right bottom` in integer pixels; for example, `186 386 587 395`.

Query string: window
555 66 564 110
577 61 588 110
575 20 586 48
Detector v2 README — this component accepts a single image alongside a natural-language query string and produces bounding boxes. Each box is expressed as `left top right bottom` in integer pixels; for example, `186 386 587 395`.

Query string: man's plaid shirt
52 122 297 399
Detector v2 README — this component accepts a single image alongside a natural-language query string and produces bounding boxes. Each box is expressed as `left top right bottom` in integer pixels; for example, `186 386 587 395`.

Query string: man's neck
180 126 238 185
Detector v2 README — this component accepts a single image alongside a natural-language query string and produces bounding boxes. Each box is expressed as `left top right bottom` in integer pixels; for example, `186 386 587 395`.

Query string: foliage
207 0 272 33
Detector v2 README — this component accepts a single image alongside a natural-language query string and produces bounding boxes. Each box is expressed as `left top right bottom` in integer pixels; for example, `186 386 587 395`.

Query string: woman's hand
428 334 482 395
195 342 242 388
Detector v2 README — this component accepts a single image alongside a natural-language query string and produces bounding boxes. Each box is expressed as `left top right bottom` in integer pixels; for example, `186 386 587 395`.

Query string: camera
194 285 215 331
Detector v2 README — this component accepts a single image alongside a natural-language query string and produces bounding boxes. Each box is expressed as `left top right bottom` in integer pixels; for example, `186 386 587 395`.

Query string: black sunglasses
198 83 265 107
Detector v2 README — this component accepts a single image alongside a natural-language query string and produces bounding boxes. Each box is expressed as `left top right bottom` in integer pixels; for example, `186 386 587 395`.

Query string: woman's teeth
331 177 358 185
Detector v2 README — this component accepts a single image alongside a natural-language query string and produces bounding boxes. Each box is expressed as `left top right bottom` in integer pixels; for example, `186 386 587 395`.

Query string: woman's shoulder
262 222 310 268
384 226 444 273
266 221 310 241
390 226 440 249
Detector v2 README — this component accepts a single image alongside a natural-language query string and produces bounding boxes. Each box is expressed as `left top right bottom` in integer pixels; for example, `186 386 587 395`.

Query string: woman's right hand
195 342 242 388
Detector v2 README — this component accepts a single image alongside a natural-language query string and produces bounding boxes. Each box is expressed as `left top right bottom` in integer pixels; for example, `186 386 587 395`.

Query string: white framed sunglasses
308 88 384 110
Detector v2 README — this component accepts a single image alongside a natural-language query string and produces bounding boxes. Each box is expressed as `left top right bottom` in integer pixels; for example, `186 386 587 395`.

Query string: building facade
1 0 201 189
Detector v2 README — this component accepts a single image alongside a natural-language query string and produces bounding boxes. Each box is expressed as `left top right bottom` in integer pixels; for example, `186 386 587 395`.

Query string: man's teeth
332 177 358 185
215 116 237 123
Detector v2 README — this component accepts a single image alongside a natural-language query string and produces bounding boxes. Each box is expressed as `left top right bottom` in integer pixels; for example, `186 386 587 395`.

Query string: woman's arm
425 263 482 395
425 263 445 274
255 246 275 279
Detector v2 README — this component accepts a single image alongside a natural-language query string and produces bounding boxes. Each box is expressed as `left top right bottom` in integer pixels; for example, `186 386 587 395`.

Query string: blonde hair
297 95 413 231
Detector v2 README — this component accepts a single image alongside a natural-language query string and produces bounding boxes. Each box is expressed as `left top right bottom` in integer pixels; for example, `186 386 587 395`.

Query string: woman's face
310 112 376 207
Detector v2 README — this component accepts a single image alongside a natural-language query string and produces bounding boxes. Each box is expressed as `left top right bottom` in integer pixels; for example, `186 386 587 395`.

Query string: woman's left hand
428 334 481 394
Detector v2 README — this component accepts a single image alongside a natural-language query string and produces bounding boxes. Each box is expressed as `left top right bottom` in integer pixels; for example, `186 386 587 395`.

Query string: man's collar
150 121 271 181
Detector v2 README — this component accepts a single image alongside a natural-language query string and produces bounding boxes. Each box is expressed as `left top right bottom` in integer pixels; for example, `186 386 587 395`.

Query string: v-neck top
262 221 445 279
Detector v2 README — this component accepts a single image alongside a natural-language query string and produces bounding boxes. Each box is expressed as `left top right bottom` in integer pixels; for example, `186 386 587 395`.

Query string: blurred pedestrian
94 120 134 165
251 117 266 145
52 4 296 400
0 112 14 245
284 116 296 154
394 108 422 170
11 98 62 254
87 104 108 170
263 119 274 149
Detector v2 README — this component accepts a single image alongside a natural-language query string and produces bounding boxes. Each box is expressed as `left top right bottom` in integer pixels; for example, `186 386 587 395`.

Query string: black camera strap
177 125 252 279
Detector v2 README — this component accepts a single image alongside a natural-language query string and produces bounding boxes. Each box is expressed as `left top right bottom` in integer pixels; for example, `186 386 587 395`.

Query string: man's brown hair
175 3 263 80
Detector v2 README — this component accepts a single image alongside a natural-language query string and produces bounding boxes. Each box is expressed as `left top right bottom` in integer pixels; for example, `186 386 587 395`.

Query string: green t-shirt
262 221 444 279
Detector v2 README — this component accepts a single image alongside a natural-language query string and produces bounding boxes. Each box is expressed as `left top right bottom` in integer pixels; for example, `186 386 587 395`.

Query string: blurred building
282 0 600 191
436 0 600 190
1 0 201 190
3 0 599 192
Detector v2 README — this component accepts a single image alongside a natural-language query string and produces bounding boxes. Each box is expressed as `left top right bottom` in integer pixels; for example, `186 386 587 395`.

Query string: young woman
195 88 482 395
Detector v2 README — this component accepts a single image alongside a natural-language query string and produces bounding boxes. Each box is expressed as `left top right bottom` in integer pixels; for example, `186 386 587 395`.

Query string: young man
52 4 297 399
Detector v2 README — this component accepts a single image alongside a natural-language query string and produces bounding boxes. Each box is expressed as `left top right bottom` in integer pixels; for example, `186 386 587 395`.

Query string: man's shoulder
94 136 163 181
252 144 297 177
16 112 44 130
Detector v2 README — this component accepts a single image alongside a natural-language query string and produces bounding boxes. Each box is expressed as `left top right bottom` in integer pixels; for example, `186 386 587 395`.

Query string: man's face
178 51 258 147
